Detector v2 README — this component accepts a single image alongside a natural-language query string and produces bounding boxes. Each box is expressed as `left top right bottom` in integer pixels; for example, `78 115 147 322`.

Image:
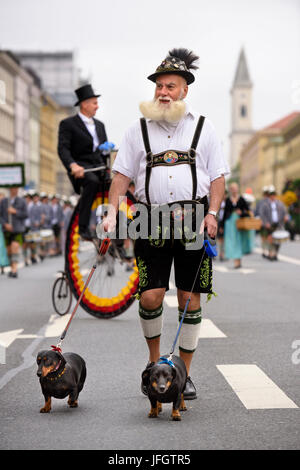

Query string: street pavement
0 236 299 450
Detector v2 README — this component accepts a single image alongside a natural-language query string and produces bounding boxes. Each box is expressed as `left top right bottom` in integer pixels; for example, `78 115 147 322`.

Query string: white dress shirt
270 200 279 223
113 105 230 204
78 111 99 152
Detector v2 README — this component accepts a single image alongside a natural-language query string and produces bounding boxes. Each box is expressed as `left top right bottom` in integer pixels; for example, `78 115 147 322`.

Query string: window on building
240 105 247 117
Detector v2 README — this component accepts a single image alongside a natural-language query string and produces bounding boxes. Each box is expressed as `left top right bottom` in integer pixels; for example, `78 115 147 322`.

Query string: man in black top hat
58 84 109 240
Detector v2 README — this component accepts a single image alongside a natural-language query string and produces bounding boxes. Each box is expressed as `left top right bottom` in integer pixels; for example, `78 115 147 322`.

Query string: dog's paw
68 400 78 408
171 409 181 421
180 394 187 411
40 406 51 413
148 408 159 418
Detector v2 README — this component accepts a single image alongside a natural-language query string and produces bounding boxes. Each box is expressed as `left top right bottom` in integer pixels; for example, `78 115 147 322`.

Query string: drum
271 230 290 244
24 231 34 242
40 229 54 242
24 231 42 243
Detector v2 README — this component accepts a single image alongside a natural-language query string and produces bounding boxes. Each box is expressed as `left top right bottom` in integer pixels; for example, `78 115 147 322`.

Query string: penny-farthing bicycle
52 179 139 319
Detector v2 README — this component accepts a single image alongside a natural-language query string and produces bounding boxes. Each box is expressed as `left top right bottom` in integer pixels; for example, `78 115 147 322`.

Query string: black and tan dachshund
36 349 86 413
141 355 187 421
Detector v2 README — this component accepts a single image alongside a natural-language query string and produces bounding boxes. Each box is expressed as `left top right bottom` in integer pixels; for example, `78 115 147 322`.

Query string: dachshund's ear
172 367 177 380
142 369 150 386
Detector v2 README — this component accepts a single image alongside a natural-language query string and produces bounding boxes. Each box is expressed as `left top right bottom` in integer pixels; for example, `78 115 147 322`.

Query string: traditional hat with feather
147 48 199 85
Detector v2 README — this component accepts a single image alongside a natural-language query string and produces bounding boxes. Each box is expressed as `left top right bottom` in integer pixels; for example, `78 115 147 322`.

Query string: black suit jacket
58 114 108 193
58 114 108 169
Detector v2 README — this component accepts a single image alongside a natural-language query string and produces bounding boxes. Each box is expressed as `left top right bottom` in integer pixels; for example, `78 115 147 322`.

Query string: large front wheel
65 188 139 319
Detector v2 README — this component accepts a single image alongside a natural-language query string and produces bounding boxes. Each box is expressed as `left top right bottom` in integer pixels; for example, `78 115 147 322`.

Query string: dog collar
158 357 175 368
46 366 66 381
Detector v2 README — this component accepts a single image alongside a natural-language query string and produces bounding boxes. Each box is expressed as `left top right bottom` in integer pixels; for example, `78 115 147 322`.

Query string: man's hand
70 163 85 179
200 214 218 239
102 213 117 234
7 206 17 215
4 223 13 232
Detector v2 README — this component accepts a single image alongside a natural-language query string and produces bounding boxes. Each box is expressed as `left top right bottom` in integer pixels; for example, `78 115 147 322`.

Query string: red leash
52 237 111 353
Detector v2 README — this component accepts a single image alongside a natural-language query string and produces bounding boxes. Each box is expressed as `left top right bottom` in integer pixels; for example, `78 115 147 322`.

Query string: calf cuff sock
178 307 202 353
139 302 163 339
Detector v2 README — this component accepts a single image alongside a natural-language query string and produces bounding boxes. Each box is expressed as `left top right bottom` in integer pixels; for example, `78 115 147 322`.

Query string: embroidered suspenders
140 116 205 205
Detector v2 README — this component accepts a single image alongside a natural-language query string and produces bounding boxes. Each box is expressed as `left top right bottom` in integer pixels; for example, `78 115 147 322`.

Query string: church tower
230 48 254 170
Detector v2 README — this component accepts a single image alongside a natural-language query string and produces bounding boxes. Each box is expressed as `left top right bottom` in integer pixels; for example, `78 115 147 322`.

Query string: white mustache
139 98 186 123
158 97 172 103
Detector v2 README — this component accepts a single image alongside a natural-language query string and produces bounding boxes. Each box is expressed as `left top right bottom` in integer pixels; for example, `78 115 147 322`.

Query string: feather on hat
147 48 199 85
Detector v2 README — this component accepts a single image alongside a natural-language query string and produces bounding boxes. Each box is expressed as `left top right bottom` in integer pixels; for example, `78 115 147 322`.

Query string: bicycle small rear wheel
65 186 139 319
52 275 72 316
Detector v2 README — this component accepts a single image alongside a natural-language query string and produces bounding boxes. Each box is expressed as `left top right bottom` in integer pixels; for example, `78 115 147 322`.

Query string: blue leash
165 234 217 362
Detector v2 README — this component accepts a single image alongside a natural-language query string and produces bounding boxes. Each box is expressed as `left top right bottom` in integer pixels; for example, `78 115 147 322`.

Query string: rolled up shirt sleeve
112 123 139 180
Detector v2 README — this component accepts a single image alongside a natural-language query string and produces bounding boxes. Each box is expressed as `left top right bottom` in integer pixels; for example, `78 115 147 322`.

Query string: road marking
199 319 227 338
0 345 5 364
214 265 255 274
18 334 42 339
165 296 227 338
43 313 71 338
217 364 298 409
254 247 300 266
165 295 178 307
0 313 71 389
0 329 24 348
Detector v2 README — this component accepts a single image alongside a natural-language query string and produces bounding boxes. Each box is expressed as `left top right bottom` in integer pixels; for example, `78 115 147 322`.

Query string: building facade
0 52 17 164
240 111 300 198
16 51 82 195
39 93 60 195
28 75 42 190
16 51 81 108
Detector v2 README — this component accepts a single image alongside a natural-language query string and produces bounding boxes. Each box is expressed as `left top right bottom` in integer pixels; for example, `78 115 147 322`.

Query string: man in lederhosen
103 48 229 399
58 84 109 240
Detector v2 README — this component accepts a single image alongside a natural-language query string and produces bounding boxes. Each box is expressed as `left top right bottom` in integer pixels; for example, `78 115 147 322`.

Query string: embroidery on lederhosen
199 257 210 288
137 256 148 288
148 225 169 247
198 254 218 302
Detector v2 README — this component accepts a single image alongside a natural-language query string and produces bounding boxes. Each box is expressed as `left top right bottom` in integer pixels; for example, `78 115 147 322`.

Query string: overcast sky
1 0 299 162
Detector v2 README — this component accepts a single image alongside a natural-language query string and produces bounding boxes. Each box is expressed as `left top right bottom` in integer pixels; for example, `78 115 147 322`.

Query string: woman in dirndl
0 224 9 274
222 182 252 269
0 192 9 273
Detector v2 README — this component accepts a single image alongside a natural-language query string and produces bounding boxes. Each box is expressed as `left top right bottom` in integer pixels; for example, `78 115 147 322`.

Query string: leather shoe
8 271 18 278
141 361 155 396
183 376 197 400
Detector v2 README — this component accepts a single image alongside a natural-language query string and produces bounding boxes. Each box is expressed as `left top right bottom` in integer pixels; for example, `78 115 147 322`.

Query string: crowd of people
217 183 289 268
0 188 77 278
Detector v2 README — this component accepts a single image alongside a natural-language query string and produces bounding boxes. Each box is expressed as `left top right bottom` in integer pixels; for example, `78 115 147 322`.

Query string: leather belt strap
140 115 206 205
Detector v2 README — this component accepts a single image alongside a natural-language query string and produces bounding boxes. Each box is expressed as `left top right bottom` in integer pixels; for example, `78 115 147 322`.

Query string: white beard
139 98 186 123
